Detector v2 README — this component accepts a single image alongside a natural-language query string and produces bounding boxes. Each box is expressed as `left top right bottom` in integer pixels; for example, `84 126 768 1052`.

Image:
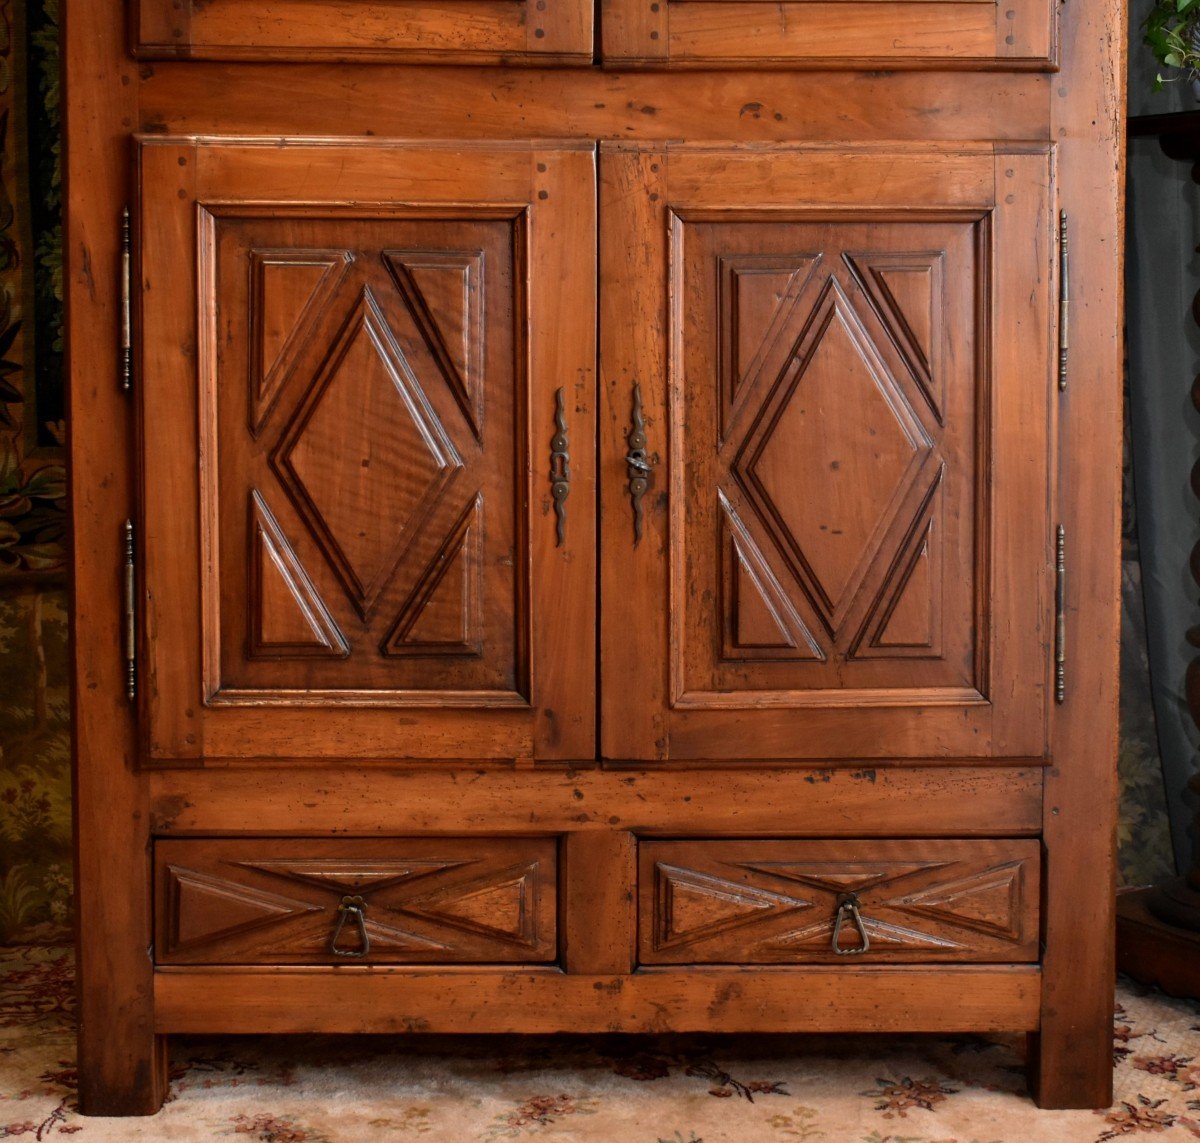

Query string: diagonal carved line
848 461 946 658
720 490 826 659
381 493 482 655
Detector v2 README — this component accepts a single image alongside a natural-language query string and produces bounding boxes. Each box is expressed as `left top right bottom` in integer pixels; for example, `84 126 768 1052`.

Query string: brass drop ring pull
330 894 370 958
831 892 870 956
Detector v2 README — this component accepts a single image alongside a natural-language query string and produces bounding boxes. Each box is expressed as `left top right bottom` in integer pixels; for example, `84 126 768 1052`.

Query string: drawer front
601 0 1053 67
639 839 1040 964
132 0 592 62
155 837 557 965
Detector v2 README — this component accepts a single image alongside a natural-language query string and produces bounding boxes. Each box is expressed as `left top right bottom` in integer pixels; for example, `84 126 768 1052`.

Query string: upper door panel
600 144 1054 762
137 138 596 762
601 0 1053 67
132 0 592 63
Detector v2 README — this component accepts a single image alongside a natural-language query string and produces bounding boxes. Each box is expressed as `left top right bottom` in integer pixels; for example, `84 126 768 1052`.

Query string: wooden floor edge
154 966 1042 1035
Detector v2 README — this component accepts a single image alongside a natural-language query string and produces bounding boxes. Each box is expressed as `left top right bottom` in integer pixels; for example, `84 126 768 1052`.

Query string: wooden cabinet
66 0 1122 1118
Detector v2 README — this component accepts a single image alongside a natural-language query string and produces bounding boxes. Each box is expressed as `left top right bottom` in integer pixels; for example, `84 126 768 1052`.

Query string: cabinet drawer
155 837 558 965
132 0 592 63
601 0 1053 67
639 839 1040 964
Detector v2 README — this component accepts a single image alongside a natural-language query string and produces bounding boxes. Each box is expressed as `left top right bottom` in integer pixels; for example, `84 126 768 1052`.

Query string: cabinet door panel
600 145 1052 761
601 0 1052 67
139 139 596 762
133 0 592 63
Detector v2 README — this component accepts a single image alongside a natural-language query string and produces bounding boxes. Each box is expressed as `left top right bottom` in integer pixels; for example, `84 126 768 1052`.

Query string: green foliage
0 435 66 572
1143 0 1200 90
0 865 40 938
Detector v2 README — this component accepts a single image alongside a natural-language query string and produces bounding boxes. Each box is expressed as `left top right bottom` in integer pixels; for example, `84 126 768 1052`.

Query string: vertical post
66 0 167 1117
1033 0 1124 1110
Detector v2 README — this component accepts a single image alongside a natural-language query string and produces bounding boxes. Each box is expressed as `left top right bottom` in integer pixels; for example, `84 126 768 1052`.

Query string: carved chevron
239 858 468 895
382 495 483 657
718 252 821 433
851 465 946 659
385 249 486 440
892 860 1027 941
248 248 352 436
738 860 949 895
165 865 321 953
248 491 349 659
845 250 946 424
653 863 815 949
404 860 545 949
721 492 824 661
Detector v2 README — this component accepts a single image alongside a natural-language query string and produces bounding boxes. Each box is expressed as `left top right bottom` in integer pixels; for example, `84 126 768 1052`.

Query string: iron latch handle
831 892 870 956
330 894 370 958
625 384 657 545
550 387 570 547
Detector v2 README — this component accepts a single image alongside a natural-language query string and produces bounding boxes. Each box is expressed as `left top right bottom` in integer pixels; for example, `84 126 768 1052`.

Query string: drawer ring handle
831 892 870 956
330 894 370 958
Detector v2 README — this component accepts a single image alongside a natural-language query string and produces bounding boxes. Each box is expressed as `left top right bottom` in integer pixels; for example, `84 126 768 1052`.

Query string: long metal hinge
120 206 133 393
123 519 137 701
1054 523 1066 704
1057 210 1069 392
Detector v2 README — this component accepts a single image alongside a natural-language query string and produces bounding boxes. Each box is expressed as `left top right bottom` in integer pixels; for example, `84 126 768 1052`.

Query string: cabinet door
132 0 591 63
601 0 1051 66
600 144 1053 761
138 139 595 762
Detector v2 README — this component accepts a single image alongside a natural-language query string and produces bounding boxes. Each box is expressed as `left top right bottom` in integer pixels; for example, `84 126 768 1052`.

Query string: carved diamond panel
272 286 464 620
156 839 557 965
734 277 934 632
211 212 527 704
639 841 1039 964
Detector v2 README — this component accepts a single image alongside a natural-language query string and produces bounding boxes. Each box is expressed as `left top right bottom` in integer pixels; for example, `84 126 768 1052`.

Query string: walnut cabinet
66 0 1123 1115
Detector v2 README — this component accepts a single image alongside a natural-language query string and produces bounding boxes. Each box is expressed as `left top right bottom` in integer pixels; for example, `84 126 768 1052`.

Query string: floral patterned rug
3 947 1200 1141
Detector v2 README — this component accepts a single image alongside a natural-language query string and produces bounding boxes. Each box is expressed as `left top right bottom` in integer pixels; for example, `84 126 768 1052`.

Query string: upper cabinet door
132 0 591 62
600 144 1053 762
601 0 1052 66
137 138 596 762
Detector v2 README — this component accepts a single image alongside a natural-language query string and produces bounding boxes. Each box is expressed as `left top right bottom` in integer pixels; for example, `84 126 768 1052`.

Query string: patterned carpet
3 947 1200 1141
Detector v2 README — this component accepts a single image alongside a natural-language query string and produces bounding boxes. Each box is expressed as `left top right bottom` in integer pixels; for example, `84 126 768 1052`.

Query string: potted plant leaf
1145 0 1200 94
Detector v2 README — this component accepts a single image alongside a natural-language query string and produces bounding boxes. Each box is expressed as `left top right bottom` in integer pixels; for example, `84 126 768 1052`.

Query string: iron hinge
1057 210 1069 393
123 519 137 701
120 206 133 394
1054 523 1066 704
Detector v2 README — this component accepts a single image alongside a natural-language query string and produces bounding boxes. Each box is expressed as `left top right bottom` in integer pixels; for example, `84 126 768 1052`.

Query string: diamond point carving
271 286 463 620
732 275 934 632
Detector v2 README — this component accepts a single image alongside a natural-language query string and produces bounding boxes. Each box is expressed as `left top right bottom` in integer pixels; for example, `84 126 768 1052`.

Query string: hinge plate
121 206 132 394
1054 523 1066 704
1058 210 1069 393
123 519 136 701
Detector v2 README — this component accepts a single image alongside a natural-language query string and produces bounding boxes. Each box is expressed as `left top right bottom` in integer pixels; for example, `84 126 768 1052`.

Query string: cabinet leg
77 1028 168 1116
1027 1024 1114 1110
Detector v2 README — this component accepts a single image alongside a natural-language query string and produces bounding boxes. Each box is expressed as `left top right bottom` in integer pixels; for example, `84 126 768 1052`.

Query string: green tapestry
0 0 1180 945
